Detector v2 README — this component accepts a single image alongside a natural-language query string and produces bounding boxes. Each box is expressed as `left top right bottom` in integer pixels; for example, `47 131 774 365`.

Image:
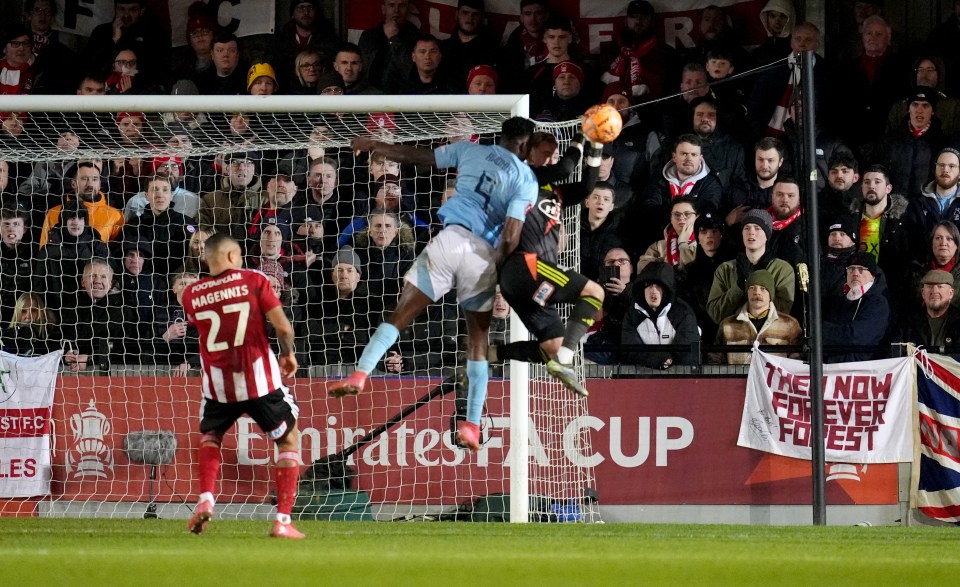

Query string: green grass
1 519 958 586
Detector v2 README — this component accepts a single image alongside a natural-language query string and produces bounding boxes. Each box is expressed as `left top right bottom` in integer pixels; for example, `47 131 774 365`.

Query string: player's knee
541 338 563 357
583 280 605 302
275 425 300 453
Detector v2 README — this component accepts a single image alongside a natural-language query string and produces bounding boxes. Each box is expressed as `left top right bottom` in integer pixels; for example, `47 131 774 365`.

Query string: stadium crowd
3 0 960 373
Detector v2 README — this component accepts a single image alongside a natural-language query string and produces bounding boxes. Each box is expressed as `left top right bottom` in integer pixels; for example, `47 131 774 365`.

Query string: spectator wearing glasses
289 50 323 94
900 269 960 355
1 24 34 95
583 247 634 365
907 148 960 253
822 251 891 362
637 196 698 273
105 46 159 94
272 0 339 88
172 2 217 83
22 0 77 95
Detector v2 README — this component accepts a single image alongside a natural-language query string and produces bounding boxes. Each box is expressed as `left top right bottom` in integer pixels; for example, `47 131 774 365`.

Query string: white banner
53 0 276 47
0 351 62 498
738 350 914 463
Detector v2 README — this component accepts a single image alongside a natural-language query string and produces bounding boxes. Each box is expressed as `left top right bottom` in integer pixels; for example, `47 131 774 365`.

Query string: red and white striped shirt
181 268 284 403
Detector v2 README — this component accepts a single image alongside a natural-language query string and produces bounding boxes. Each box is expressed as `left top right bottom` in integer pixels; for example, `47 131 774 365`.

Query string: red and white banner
346 0 769 54
53 0 277 46
738 350 915 463
0 351 61 498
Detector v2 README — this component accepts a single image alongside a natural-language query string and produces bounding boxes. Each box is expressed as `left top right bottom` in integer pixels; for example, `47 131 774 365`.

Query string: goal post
0 93 598 523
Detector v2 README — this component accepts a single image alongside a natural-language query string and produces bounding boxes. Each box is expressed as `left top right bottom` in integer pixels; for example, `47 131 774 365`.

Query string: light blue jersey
434 142 539 247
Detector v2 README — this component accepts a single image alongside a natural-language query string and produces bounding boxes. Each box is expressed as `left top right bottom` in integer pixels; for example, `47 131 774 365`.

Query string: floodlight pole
800 50 827 525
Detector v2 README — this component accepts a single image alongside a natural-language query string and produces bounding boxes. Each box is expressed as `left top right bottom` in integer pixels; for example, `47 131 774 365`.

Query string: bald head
204 233 243 273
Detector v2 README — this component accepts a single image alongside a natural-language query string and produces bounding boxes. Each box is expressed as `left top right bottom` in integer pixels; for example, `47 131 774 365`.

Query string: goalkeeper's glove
584 140 604 168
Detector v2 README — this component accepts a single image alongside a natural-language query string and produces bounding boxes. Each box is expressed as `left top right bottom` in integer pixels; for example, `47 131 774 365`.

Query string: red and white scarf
664 226 695 267
606 35 658 89
768 206 802 231
521 29 547 64
669 181 696 198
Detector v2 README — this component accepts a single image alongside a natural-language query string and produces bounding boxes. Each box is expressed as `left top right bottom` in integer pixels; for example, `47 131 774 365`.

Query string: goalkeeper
491 131 605 397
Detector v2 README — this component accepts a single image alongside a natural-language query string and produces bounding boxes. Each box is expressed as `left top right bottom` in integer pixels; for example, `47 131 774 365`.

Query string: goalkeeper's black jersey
517 186 564 265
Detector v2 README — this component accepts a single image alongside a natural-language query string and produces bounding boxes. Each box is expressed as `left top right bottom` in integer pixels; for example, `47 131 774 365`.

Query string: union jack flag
915 353 960 524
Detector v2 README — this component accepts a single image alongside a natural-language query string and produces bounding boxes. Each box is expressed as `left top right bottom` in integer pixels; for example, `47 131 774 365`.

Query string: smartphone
601 265 620 285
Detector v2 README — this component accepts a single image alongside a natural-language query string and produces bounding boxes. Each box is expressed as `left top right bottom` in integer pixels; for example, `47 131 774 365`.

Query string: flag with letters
738 350 914 463
0 351 62 498
914 353 960 523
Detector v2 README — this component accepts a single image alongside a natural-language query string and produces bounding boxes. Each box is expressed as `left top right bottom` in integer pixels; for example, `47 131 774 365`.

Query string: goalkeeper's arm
557 141 604 207
533 132 587 185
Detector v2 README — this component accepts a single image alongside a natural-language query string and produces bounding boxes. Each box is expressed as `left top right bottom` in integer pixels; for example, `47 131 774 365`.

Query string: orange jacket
40 194 124 247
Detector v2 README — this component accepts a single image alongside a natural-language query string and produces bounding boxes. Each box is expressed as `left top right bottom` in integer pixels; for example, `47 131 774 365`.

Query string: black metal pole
800 50 827 525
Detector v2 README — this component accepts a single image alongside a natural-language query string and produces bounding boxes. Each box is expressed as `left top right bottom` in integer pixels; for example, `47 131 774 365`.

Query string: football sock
495 341 547 364
562 296 603 360
465 359 489 425
198 444 222 497
274 451 300 521
357 322 400 373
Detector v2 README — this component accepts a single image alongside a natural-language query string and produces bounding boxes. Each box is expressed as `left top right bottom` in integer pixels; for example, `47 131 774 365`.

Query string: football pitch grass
2 519 958 585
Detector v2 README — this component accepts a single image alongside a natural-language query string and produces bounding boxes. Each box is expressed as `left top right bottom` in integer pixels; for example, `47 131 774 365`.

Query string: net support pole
800 50 827 525
508 95 531 524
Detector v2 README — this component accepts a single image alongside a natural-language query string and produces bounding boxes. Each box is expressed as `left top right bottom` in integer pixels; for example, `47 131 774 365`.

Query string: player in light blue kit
329 117 539 451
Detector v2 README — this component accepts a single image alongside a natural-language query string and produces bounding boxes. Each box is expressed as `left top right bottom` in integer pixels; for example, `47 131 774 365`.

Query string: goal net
0 94 598 523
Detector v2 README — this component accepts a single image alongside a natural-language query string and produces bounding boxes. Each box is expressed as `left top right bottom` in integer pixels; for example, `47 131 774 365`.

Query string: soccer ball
581 104 623 144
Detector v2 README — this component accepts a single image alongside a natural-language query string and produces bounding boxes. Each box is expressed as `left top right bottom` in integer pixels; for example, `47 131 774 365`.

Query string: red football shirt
181 268 284 402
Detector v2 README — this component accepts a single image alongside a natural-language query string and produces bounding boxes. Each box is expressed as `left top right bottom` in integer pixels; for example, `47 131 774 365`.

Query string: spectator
710 269 801 365
676 211 734 344
910 220 960 308
907 148 960 255
659 62 710 140
822 250 891 362
0 208 34 324
248 173 299 243
84 0 170 84
40 160 124 247
833 15 910 148
466 64 497 95
247 224 313 303
125 155 201 221
440 0 499 93
498 0 549 94
637 196 698 274
595 143 635 209
121 174 196 276
1 24 34 95
900 269 960 354
195 31 246 95
271 0 338 88
171 2 217 83
869 88 945 199
583 247 634 365
332 43 379 95
179 226 213 276
599 82 648 193
358 0 419 91
852 164 912 311
290 50 324 94
383 34 451 95
682 5 752 72
628 134 722 256
33 202 110 308
820 216 860 302
199 151 263 245
315 69 345 95
108 111 150 203
703 46 750 137
579 182 623 282
887 54 960 135
766 176 807 267
726 137 785 223
621 261 699 368
818 152 861 226
525 17 585 116
351 208 416 311
105 46 158 94
116 241 165 332
303 156 351 251
157 271 200 375
307 247 371 366
247 62 279 96
0 291 66 358
23 0 76 95
16 133 83 234
706 208 795 325
340 173 428 247
599 0 677 101
690 96 746 194
751 0 794 66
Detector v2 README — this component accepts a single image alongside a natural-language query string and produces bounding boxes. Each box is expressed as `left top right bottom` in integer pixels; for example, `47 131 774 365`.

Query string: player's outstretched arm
350 137 437 167
265 306 298 377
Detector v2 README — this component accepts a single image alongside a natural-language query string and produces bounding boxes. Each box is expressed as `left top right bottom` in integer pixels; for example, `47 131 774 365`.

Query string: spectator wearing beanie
822 250 891 362
707 208 795 325
315 69 346 95
710 268 801 365
172 2 217 82
533 60 592 122
247 62 279 95
821 215 859 299
676 211 734 344
466 65 498 95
